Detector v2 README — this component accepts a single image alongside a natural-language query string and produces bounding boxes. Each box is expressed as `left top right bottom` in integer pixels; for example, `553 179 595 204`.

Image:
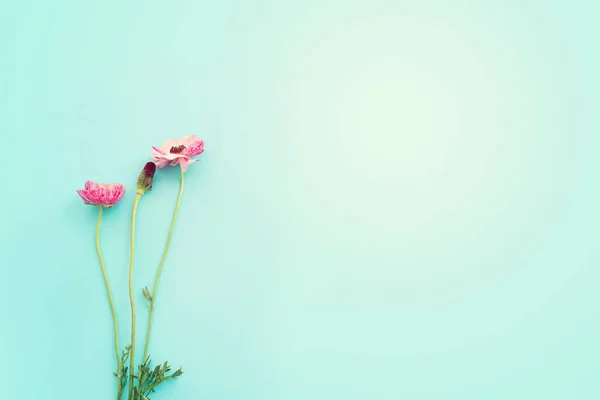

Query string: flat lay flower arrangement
77 135 205 399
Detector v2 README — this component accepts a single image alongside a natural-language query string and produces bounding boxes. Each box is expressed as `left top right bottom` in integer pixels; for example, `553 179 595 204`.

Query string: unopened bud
137 162 156 194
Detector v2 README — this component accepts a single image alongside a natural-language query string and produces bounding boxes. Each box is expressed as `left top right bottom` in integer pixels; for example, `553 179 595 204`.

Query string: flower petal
153 157 171 168
179 158 198 172
180 135 201 147
152 146 166 155
77 189 92 204
85 180 100 191
183 140 205 157
160 138 185 153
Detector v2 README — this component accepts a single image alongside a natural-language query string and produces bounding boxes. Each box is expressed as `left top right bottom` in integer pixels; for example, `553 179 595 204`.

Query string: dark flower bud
137 162 156 194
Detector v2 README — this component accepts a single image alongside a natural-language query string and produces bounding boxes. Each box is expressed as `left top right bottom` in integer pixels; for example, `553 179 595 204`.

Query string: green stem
142 167 185 362
95 206 122 399
128 191 143 400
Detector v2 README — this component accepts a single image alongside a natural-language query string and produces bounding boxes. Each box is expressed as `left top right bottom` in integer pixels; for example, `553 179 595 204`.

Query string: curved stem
128 192 143 399
95 206 122 398
142 167 185 361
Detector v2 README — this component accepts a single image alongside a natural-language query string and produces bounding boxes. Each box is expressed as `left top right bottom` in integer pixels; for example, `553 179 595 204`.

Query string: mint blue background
1 1 599 399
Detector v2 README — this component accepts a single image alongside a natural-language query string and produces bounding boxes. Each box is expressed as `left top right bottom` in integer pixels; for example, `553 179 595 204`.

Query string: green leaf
142 287 153 307
131 356 184 399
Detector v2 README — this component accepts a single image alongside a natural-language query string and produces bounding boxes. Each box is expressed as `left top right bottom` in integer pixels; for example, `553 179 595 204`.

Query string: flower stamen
170 145 186 154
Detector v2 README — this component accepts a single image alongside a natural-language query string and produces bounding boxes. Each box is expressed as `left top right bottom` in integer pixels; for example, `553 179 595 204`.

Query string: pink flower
151 135 205 172
77 181 126 208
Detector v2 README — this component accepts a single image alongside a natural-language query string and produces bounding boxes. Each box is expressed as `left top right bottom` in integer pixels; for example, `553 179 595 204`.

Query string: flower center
170 145 186 154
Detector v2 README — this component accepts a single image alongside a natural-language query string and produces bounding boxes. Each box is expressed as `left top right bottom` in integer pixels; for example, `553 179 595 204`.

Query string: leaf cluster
114 346 131 400
131 357 183 400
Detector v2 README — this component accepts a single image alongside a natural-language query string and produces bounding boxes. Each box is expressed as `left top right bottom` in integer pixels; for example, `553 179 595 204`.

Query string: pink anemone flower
77 181 126 208
151 135 205 172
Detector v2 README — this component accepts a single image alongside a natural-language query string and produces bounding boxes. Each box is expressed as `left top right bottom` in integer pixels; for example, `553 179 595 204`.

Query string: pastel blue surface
1 1 599 399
